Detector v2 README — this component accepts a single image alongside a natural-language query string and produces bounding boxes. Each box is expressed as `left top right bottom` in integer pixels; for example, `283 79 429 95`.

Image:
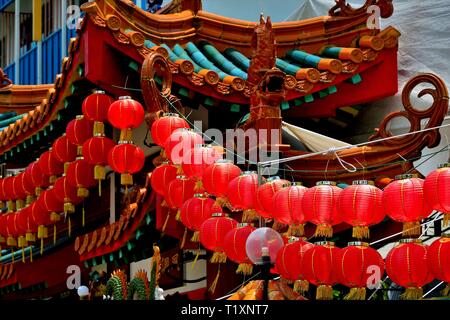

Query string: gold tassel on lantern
194 180 203 192
77 187 89 198
211 252 227 264
68 216 72 237
26 195 34 206
16 199 24 210
95 165 106 196
35 187 42 197
49 175 57 184
191 231 200 242
400 287 423 300
120 128 133 142
315 224 333 238
209 264 221 294
316 284 334 300
0 201 3 209
242 209 258 222
94 121 105 136
64 200 75 214
29 246 33 262
77 145 83 157
26 232 35 243
121 173 133 187
161 199 168 207
444 213 449 227
82 204 85 227
402 222 421 237
353 226 370 240
18 236 27 263
344 287 366 300
236 263 253 276
162 213 170 233
37 225 48 255
175 209 181 221
64 162 70 175
7 236 17 247
6 200 15 213
50 212 60 244
293 280 309 294
442 284 450 297
180 228 187 249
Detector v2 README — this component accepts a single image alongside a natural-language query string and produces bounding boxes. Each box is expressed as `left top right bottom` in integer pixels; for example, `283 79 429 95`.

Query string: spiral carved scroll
369 73 449 148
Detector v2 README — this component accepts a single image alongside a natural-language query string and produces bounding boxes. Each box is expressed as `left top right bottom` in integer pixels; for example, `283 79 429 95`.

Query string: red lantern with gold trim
303 241 341 300
150 162 178 196
275 237 314 294
273 183 308 236
108 96 145 141
17 205 38 238
37 189 63 244
52 135 78 167
164 128 204 165
223 223 256 276
424 163 450 227
180 194 218 242
38 150 64 183
25 161 50 195
338 180 385 239
386 239 432 300
82 135 115 195
427 234 450 294
82 90 114 136
30 201 50 254
383 174 433 237
151 113 189 147
66 158 96 199
182 144 222 191
163 175 196 226
302 181 343 238
66 115 94 147
3 176 16 212
54 176 83 214
0 214 8 242
338 242 385 300
202 159 242 207
228 171 262 222
108 142 145 187
17 172 36 205
256 176 290 219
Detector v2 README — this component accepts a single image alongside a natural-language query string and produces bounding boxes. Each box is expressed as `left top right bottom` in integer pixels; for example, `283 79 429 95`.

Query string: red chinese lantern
228 171 262 222
303 241 341 300
338 180 385 239
181 144 222 191
223 223 256 275
3 176 16 212
273 183 308 236
54 176 83 213
66 158 96 199
16 205 38 238
150 113 189 147
255 176 290 220
202 159 242 207
30 201 50 254
66 115 94 147
25 161 50 195
108 96 145 141
427 235 450 294
38 150 64 183
17 172 36 205
108 142 145 187
5 214 19 245
386 239 432 300
338 242 385 300
164 176 196 226
52 135 78 167
0 178 5 209
164 128 204 165
424 163 450 226
82 90 114 135
275 237 314 294
180 194 218 242
0 214 7 242
150 162 178 196
37 189 63 243
83 135 115 195
302 181 343 238
383 174 433 237
200 213 238 293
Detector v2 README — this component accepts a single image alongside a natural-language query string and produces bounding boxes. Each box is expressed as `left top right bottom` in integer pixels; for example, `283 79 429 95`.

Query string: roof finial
259 12 265 24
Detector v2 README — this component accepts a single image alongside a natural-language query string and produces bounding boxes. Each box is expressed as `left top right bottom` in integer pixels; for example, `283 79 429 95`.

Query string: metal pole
61 0 67 58
14 0 20 84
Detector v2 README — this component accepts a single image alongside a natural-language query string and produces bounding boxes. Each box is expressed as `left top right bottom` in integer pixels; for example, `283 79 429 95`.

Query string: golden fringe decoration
353 226 370 240
68 216 72 237
95 165 105 197
64 162 70 175
82 205 85 227
120 128 133 141
22 248 25 263
29 246 33 262
161 199 168 207
236 263 253 276
176 165 183 175
121 173 133 186
160 149 167 160
94 121 105 136
214 197 228 208
53 225 57 244
40 238 44 255
49 175 57 184
77 187 89 198
16 200 24 210
442 284 450 297
64 202 75 214
77 145 83 156
402 222 421 237
0 201 3 209
194 180 203 192
210 252 227 264
290 224 305 237
180 228 187 249
444 213 449 227
35 187 42 197
208 264 221 294
191 248 201 269
26 195 34 206
400 287 423 300
293 280 309 294
316 285 334 300
191 231 200 242
315 224 333 238
242 209 258 222
162 213 170 233
7 200 15 213
344 287 366 300
7 236 17 247
175 209 181 221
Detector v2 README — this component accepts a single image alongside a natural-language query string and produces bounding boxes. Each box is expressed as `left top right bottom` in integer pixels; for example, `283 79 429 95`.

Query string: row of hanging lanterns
0 90 146 261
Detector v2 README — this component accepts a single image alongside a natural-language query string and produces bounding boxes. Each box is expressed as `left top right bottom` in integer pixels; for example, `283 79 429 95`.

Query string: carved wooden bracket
329 0 394 18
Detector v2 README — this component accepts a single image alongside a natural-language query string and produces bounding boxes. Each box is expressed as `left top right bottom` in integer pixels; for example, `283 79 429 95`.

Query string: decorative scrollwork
342 61 359 74
329 0 394 18
295 80 314 93
369 73 449 148
284 75 297 90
